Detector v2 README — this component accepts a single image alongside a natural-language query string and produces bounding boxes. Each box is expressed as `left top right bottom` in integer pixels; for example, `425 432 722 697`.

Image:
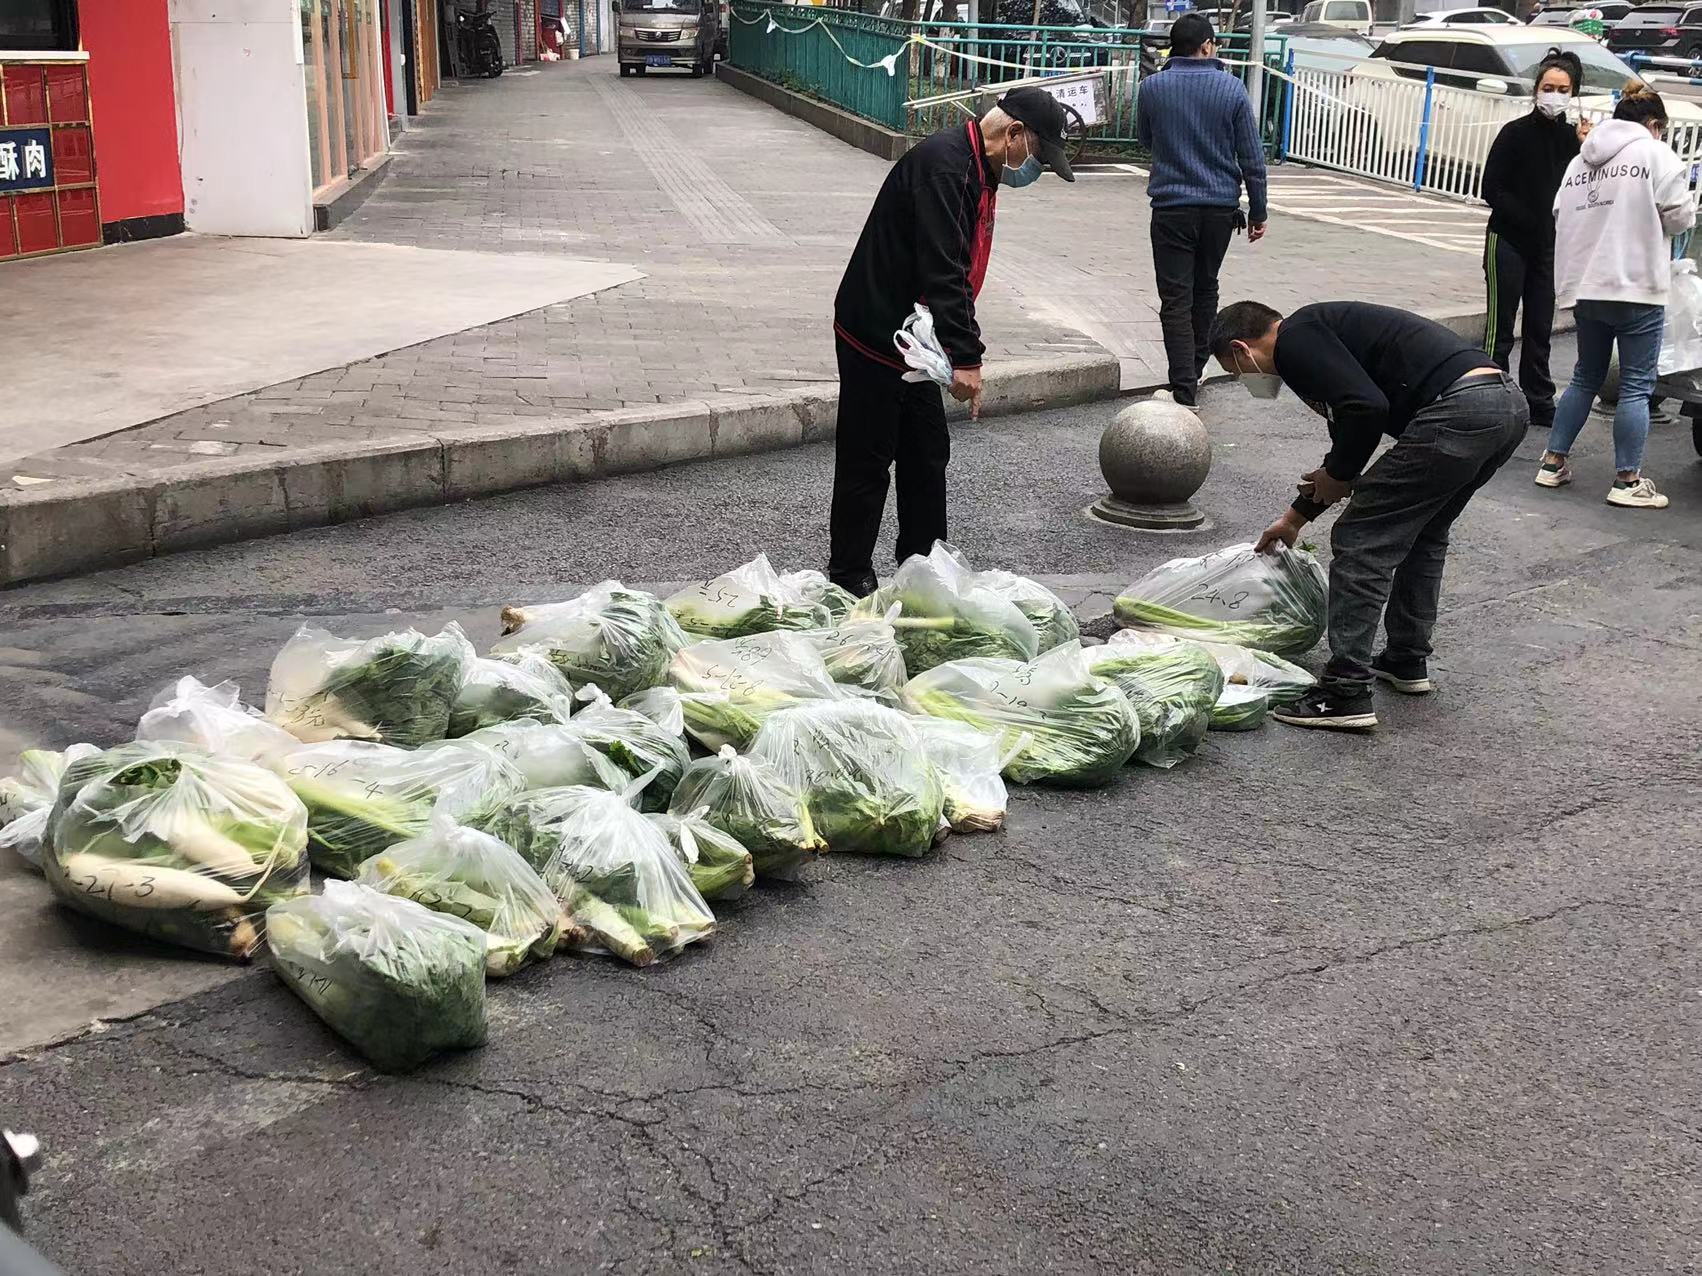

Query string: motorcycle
455 3 505 78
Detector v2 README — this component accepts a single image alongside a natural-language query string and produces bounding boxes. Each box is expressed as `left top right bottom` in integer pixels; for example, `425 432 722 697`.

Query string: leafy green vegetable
447 651 574 737
267 881 488 1071
666 553 833 638
43 741 310 959
647 812 755 902
276 740 524 879
266 624 474 748
975 570 1081 653
1195 640 1316 706
667 631 845 752
473 785 715 966
799 614 907 699
1113 542 1328 658
1084 633 1225 768
902 645 1139 788
357 815 572 976
853 543 1038 674
492 582 687 702
669 747 825 882
1210 683 1269 732
751 701 944 858
558 699 691 813
450 721 629 793
780 570 858 623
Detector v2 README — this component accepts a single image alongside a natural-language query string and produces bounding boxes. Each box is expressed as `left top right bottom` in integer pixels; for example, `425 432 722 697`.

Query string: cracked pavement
1 336 1699 1274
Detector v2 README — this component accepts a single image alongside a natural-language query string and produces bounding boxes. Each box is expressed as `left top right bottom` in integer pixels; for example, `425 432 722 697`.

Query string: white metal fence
1281 56 1702 204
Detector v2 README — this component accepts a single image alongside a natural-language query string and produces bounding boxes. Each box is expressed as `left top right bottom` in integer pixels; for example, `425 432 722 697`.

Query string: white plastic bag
493 581 686 702
667 630 846 751
751 700 946 858
669 746 826 882
447 652 575 737
853 542 1039 674
908 719 1012 834
1113 542 1328 658
974 570 1080 653
452 721 629 793
1660 258 1702 375
137 676 300 764
1092 630 1225 767
356 813 570 977
265 624 475 748
0 743 100 870
475 784 716 966
267 880 488 1071
894 303 954 387
665 553 834 638
799 609 908 698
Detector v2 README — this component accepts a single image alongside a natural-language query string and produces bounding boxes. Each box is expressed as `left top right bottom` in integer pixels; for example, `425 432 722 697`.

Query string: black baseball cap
997 87 1076 183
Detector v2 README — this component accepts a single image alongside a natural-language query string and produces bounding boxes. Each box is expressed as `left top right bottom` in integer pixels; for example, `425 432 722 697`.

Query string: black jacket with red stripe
834 120 997 371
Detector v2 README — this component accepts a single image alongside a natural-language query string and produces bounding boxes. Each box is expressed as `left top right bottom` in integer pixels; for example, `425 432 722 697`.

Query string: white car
1347 26 1702 169
1403 6 1521 28
1298 0 1373 36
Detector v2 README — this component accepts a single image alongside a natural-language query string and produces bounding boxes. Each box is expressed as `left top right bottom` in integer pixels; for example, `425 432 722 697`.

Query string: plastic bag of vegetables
853 542 1038 674
1112 542 1328 658
974 570 1080 653
1196 640 1316 706
475 784 715 966
267 880 488 1071
1088 631 1225 768
779 570 858 623
619 686 685 738
669 746 825 882
447 652 574 737
492 581 686 702
356 814 571 977
43 742 310 959
275 739 525 879
450 721 629 793
559 695 691 813
265 623 474 748
903 645 1139 788
751 700 945 858
800 610 907 699
1210 683 1269 732
665 553 834 638
137 677 300 764
667 631 844 752
647 811 755 902
909 719 1012 834
0 743 99 871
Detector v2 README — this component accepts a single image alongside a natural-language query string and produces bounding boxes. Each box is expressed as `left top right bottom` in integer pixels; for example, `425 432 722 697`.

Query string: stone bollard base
1089 494 1205 530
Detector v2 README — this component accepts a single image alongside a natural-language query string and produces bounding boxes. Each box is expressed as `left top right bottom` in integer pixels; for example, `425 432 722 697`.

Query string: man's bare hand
1247 221 1268 244
1255 510 1305 554
1300 466 1353 506
950 367 983 420
1577 118 1593 142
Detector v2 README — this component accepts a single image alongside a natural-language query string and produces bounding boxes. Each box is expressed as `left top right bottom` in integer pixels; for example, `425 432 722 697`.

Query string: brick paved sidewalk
4 59 1487 490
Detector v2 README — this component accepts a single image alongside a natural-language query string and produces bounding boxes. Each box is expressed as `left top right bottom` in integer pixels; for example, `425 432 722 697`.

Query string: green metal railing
728 3 1289 154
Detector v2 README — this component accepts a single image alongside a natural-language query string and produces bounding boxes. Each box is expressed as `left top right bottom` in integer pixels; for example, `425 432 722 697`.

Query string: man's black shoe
1271 687 1378 731
1370 651 1433 695
830 571 879 598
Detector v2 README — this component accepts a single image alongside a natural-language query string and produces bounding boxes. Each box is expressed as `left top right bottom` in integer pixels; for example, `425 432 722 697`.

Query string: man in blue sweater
1136 13 1268 406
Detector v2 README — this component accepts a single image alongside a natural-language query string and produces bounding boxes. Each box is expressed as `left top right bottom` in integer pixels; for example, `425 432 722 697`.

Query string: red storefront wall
81 0 183 235
0 0 182 262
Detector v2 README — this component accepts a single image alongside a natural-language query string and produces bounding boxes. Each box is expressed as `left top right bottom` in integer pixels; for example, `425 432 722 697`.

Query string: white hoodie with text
1552 119 1695 309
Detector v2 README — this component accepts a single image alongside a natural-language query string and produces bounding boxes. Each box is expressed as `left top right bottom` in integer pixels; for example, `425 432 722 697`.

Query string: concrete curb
715 64 912 161
0 351 1120 587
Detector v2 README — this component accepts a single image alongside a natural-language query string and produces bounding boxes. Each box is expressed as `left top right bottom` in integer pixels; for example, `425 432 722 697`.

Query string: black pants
1323 375 1528 697
827 337 949 588
1483 231 1557 429
1151 205 1238 405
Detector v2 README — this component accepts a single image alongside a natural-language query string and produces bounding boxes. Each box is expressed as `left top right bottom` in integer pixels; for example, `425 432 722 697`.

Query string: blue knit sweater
1136 57 1269 225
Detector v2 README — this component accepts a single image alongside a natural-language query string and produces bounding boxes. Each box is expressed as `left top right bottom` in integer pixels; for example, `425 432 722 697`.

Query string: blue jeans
1546 299 1666 474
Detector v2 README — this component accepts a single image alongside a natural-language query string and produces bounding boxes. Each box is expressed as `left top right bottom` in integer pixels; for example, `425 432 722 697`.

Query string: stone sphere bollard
1597 354 1621 407
1091 398 1211 530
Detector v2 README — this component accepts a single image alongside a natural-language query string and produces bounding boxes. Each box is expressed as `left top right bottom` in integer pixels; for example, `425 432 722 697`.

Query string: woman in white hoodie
1540 86 1696 509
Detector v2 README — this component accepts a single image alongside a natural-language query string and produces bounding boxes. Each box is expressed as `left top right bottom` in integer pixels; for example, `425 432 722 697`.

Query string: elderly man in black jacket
827 87 1075 597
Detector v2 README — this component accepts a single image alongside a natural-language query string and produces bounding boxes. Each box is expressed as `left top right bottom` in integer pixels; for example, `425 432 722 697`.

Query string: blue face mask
1003 134 1042 188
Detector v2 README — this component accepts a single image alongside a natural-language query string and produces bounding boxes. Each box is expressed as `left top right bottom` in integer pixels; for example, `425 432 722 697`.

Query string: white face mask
1233 345 1283 400
1535 90 1570 120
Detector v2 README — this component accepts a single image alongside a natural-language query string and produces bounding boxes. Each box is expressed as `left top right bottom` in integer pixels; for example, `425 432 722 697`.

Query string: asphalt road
1 348 1699 1275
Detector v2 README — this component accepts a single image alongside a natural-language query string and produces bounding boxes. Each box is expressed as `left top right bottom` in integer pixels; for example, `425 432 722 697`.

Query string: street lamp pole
1246 0 1266 119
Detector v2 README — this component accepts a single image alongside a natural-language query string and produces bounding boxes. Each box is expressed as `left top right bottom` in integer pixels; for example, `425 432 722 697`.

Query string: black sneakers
830 571 879 598
1271 687 1378 731
1370 651 1434 695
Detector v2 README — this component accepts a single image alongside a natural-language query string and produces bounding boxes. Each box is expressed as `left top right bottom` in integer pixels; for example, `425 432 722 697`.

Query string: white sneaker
1534 459 1572 488
1606 476 1670 509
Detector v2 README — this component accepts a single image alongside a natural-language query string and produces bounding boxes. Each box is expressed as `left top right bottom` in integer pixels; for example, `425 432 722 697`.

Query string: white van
1299 0 1374 35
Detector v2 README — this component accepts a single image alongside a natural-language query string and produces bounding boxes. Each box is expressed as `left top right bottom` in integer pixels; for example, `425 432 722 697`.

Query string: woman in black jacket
1480 48 1584 433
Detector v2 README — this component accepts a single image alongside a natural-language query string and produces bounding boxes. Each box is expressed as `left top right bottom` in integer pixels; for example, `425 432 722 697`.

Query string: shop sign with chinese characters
0 127 54 192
